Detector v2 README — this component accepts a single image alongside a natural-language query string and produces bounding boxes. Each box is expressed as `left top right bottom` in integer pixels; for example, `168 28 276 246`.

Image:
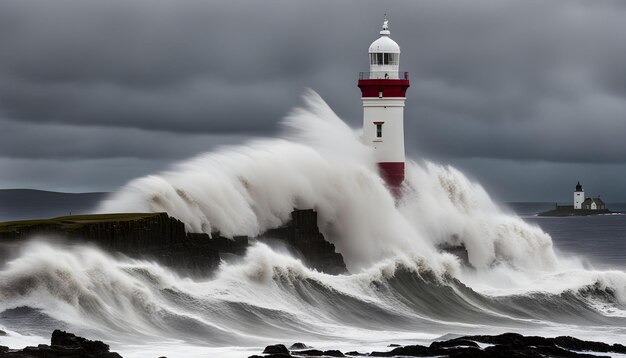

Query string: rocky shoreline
251 333 626 357
3 331 626 357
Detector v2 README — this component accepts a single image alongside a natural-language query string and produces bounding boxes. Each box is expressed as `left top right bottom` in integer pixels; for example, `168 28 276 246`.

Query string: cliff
0 210 346 276
258 209 346 275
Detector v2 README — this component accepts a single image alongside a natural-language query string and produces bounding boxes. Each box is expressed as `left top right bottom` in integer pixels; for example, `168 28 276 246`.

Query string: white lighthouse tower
358 18 410 194
574 181 584 209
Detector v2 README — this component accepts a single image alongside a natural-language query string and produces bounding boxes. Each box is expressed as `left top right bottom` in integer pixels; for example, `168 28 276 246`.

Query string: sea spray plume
281 88 375 167
99 89 566 276
99 90 444 271
400 161 559 272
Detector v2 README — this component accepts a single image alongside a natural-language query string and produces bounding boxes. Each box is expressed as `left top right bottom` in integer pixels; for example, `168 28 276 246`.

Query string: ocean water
507 203 626 270
1 91 625 357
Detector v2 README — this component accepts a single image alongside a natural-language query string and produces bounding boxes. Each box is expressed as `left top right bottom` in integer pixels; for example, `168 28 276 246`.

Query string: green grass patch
0 213 162 233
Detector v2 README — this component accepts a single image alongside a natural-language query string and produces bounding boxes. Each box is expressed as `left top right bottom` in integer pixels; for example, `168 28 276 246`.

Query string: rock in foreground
0 330 121 357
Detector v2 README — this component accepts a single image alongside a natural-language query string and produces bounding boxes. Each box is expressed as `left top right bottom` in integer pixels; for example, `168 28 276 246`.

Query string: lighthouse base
378 162 405 192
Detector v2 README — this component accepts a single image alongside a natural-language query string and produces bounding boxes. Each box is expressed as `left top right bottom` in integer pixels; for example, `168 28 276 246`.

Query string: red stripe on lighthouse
378 162 405 189
358 79 410 97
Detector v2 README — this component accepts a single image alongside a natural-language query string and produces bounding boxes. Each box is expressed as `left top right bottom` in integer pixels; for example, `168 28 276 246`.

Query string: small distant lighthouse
574 181 584 209
358 18 410 193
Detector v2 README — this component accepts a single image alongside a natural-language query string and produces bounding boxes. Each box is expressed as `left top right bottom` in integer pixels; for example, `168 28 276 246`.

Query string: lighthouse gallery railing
359 72 409 80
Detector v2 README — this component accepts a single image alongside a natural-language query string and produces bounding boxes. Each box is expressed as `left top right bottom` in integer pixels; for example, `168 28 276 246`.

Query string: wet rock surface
263 344 290 355
289 343 310 350
0 330 121 358
250 333 626 357
258 210 346 275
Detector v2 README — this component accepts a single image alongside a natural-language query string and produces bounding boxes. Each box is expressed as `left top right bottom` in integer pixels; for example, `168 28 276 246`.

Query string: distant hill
0 189 108 222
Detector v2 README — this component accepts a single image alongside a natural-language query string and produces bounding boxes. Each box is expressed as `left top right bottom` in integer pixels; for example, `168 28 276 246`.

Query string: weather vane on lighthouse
358 16 410 196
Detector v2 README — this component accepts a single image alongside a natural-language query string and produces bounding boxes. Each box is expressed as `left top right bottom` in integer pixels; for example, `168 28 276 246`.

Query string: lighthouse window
370 53 397 65
376 123 383 138
370 53 384 65
384 53 397 65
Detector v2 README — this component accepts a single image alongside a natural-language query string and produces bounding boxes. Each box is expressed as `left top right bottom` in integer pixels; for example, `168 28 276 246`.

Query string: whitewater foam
99 90 564 278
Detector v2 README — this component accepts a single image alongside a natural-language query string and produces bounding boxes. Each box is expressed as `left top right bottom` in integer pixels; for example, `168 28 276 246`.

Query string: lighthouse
574 181 584 209
358 18 410 193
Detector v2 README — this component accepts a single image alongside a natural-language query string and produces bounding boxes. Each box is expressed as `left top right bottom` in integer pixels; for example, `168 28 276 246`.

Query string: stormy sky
1 0 625 202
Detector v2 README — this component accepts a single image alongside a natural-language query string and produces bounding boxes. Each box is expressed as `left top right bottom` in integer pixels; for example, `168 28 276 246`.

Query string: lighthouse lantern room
358 18 410 192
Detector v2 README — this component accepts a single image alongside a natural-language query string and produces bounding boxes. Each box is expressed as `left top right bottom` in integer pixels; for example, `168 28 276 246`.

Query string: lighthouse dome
367 18 401 79
368 35 400 54
368 18 400 54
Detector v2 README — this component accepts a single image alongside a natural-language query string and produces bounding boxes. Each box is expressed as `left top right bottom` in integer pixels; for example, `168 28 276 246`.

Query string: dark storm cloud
396 0 626 164
0 0 625 197
0 118 248 160
0 0 335 134
447 157 626 203
0 77 299 133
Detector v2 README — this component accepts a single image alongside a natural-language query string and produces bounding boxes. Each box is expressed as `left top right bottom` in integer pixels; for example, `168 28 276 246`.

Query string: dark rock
387 344 400 347
429 338 479 349
263 344 290 355
462 333 623 356
0 330 122 358
289 343 309 350
483 343 604 358
21 344 85 356
51 329 110 354
259 210 346 275
249 333 626 358
349 332 621 357
438 243 472 268
370 344 430 357
0 210 347 276
0 346 8 353
554 336 626 354
0 330 6 336
295 350 344 357
440 346 489 357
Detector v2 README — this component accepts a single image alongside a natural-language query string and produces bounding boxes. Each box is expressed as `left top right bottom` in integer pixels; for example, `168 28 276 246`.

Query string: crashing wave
2 90 625 352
